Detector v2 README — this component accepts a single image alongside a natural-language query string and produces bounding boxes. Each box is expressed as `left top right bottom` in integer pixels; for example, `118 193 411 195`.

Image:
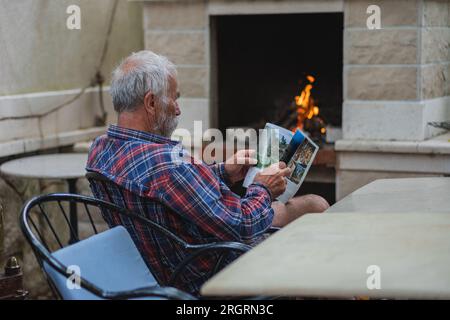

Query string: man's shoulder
88 134 180 170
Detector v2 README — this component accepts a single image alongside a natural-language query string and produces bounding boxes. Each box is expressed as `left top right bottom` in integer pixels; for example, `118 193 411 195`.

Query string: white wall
0 0 143 155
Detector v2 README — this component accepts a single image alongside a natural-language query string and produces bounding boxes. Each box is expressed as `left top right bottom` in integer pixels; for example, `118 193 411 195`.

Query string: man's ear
143 91 156 115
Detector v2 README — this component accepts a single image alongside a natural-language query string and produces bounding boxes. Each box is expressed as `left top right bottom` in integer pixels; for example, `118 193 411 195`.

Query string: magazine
243 123 319 203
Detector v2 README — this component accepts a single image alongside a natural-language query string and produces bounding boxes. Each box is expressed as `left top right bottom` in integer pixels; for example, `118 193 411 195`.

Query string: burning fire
293 75 326 137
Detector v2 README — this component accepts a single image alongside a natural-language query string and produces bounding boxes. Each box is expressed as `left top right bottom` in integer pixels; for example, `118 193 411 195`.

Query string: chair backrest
20 193 193 300
85 171 189 246
85 171 129 209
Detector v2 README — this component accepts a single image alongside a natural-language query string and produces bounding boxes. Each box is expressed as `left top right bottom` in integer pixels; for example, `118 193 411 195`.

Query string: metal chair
85 171 279 286
20 193 253 299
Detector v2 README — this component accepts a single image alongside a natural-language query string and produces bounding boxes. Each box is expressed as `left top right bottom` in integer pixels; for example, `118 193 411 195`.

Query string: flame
313 106 319 116
291 75 327 139
306 75 315 83
293 75 319 131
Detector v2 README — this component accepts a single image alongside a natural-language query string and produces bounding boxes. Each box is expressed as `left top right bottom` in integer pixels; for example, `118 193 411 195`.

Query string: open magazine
243 123 319 203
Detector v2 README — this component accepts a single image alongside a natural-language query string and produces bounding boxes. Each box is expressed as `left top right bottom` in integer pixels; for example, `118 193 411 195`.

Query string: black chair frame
20 192 260 299
85 171 279 285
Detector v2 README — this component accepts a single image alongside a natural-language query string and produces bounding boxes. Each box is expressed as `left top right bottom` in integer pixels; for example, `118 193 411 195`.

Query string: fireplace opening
211 13 343 140
210 12 343 204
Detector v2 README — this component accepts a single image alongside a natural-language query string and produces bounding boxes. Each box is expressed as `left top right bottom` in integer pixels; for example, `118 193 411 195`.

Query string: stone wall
343 0 450 141
143 0 449 141
337 0 450 199
144 0 210 134
0 0 143 157
143 0 450 202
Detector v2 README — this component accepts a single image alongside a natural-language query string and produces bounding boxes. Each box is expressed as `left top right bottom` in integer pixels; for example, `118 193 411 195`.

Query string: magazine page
277 129 319 203
243 123 319 204
242 123 293 188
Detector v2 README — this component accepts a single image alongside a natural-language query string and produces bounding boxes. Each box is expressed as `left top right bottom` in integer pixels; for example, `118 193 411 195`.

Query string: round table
0 153 88 243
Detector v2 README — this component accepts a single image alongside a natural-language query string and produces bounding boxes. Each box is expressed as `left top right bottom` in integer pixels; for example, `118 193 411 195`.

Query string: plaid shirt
86 125 274 294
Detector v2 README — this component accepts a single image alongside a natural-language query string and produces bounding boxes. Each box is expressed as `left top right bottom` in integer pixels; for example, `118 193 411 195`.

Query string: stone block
423 96 450 138
174 98 210 134
423 0 450 27
342 101 425 140
345 0 418 27
345 29 417 64
145 31 206 65
338 150 450 173
421 28 450 64
346 66 418 100
0 119 41 143
177 66 208 98
336 169 440 200
144 1 206 30
446 64 450 95
421 64 447 99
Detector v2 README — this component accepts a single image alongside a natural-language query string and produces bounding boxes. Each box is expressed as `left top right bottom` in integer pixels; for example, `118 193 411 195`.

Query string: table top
327 177 450 213
201 212 450 299
0 153 88 180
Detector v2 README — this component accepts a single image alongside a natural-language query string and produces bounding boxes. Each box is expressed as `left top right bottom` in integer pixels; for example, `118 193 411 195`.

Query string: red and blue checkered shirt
86 125 274 294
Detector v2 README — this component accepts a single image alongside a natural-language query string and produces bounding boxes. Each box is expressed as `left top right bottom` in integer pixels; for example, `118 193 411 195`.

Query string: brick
421 64 447 99
345 29 418 64
177 66 208 98
345 0 419 27
145 31 206 65
144 1 206 30
423 0 450 27
346 66 418 100
421 28 450 63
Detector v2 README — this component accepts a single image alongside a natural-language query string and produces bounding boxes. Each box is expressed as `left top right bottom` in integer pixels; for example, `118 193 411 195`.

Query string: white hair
110 50 177 113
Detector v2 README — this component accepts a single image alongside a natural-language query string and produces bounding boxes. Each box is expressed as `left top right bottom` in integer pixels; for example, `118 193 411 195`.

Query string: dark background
214 13 343 131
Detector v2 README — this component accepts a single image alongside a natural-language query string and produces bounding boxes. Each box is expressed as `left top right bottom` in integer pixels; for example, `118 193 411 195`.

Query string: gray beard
156 111 178 138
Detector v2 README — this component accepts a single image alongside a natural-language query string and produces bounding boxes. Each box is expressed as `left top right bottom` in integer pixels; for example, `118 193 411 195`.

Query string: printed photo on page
243 123 319 203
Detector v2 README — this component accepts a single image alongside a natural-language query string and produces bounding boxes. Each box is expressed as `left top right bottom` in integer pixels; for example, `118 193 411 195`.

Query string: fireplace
143 0 450 204
212 13 343 141
209 12 343 203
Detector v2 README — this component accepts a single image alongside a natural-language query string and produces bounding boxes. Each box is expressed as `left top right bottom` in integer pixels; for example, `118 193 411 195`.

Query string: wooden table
201 212 450 299
327 177 450 213
0 153 88 243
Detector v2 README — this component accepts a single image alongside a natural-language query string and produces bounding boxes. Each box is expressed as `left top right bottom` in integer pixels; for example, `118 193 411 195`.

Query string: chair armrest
102 285 197 300
168 242 252 286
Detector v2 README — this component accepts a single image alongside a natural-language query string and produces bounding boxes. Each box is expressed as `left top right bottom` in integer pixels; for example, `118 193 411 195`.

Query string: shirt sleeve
150 162 274 242
208 162 232 185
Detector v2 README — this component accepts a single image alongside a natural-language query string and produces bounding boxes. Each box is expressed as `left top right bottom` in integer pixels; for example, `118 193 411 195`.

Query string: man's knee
302 194 330 213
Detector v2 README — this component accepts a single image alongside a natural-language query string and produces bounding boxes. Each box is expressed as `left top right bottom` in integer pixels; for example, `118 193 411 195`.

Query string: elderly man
86 50 329 295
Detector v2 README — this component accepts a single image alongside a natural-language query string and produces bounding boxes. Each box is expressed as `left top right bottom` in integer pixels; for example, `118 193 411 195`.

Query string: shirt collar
107 124 179 146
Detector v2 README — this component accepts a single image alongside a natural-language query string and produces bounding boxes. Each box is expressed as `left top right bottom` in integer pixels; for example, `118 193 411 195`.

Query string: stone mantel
336 132 450 155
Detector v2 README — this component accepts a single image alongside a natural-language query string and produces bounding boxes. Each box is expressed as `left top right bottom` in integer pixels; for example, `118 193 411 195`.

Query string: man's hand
253 162 291 199
223 149 257 184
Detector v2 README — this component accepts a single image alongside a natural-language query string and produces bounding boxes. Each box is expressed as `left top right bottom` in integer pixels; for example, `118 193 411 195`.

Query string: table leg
67 179 78 244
